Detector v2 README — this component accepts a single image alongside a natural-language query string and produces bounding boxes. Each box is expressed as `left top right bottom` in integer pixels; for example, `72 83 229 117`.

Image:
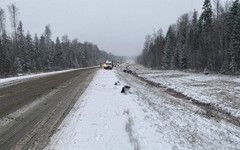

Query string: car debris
121 85 131 94
123 69 136 74
204 67 209 75
114 81 120 85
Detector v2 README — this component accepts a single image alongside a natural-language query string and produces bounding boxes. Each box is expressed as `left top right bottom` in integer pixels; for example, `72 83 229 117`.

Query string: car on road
103 61 113 70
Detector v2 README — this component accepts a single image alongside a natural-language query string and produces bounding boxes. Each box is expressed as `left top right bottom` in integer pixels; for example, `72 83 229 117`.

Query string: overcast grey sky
1 0 229 56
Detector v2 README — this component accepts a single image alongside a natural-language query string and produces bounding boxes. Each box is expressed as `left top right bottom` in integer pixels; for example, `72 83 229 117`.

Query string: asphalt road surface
0 68 98 150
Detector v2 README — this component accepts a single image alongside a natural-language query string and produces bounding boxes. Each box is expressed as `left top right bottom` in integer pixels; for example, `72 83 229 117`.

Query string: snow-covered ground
127 64 240 119
45 69 134 150
45 69 172 150
45 68 240 150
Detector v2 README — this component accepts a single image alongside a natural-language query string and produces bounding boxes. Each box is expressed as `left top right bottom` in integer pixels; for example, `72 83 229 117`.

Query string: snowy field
45 68 240 150
127 64 240 120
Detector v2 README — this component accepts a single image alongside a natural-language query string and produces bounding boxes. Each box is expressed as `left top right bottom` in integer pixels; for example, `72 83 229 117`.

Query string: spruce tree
231 2 240 73
54 37 63 68
199 0 214 71
25 32 34 72
201 0 213 31
162 36 171 69
15 21 25 73
1 30 11 74
162 25 176 69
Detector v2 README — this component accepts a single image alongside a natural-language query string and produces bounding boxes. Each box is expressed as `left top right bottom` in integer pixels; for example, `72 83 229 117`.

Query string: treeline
0 4 123 77
136 0 240 75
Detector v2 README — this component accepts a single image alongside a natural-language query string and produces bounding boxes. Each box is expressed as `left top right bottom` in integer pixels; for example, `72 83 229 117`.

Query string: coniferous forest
0 4 123 77
136 0 240 75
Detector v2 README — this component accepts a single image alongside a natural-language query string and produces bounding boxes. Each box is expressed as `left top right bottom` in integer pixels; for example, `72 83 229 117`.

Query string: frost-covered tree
188 10 199 70
0 8 6 35
201 0 213 31
162 36 171 69
15 21 25 73
231 1 240 72
54 37 63 68
1 30 11 74
42 25 53 70
137 0 240 75
61 35 70 68
0 8 8 75
0 4 125 77
176 13 189 70
162 25 176 69
25 32 34 71
199 0 214 71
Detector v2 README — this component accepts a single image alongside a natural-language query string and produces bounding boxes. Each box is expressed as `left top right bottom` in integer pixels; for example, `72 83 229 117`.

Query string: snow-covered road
45 67 240 150
0 67 98 88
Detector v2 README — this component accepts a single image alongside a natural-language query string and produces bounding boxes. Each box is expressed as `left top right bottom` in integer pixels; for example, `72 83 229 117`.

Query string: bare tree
213 0 221 19
8 3 19 40
62 34 70 43
44 24 52 45
0 8 6 35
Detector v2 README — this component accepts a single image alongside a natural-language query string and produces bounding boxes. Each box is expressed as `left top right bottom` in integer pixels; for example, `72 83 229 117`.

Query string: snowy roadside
45 68 240 150
44 69 132 150
116 66 240 150
45 69 171 150
127 64 240 120
0 66 98 87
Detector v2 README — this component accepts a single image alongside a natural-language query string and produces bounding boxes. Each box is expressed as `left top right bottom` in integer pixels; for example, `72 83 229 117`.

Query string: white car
103 61 113 69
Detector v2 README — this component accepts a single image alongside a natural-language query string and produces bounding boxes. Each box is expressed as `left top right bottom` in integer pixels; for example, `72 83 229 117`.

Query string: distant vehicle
115 62 120 67
103 61 113 70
